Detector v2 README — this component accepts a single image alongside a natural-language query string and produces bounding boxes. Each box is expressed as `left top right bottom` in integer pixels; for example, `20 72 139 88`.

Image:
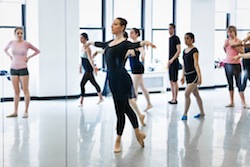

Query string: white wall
36 0 79 97
176 0 215 88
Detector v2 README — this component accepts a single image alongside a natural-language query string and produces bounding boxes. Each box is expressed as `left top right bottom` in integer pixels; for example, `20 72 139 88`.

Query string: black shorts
169 65 178 82
185 71 198 84
10 68 29 76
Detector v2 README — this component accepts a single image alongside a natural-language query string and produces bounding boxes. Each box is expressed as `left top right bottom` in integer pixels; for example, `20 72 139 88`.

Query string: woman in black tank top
180 32 205 120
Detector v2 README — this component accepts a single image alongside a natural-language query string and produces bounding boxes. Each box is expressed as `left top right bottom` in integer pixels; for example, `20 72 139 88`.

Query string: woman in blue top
180 32 205 120
85 17 156 153
127 28 153 112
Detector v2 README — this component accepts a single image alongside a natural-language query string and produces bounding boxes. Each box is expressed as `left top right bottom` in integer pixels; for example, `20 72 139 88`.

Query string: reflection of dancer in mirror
4 27 40 118
85 17 156 153
180 120 204 167
78 33 104 107
168 23 181 104
233 32 250 91
180 33 205 120
127 28 153 111
223 26 247 108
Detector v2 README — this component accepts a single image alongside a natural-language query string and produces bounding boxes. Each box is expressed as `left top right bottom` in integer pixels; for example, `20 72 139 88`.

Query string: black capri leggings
224 63 243 92
80 72 101 96
113 98 139 136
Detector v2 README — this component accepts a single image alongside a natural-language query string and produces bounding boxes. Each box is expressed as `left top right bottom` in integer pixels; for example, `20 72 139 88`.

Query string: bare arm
139 47 146 62
92 50 104 58
180 64 185 85
193 52 202 85
233 52 250 61
86 47 96 70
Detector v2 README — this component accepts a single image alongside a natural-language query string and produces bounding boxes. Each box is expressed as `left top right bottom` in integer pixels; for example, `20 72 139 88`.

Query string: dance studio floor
0 87 250 167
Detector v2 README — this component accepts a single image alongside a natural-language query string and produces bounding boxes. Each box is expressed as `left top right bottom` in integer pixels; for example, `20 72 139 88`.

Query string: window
0 1 24 71
79 0 102 27
152 0 173 71
214 12 228 61
79 0 103 68
113 0 141 28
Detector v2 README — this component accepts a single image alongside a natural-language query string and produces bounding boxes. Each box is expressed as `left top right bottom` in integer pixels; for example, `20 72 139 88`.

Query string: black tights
224 63 243 92
113 98 139 135
242 70 250 91
80 72 101 96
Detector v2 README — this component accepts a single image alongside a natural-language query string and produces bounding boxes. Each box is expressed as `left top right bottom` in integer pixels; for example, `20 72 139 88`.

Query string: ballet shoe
144 104 153 111
168 100 178 104
194 113 205 119
139 115 146 126
243 104 250 109
181 115 187 120
78 104 83 107
22 113 28 118
136 132 146 147
97 99 104 105
6 113 18 118
225 104 234 107
114 140 121 153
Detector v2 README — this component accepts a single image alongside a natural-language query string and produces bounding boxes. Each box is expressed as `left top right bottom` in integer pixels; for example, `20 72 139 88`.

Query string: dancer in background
223 26 247 108
124 31 146 126
4 27 40 118
127 28 153 111
180 32 204 120
78 33 104 107
85 17 156 153
232 32 250 91
168 23 181 104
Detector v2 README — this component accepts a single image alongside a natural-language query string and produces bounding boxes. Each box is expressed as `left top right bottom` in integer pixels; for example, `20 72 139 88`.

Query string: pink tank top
4 40 39 69
224 39 241 64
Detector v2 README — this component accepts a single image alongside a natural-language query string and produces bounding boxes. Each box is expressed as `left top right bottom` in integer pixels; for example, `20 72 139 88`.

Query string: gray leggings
224 63 243 92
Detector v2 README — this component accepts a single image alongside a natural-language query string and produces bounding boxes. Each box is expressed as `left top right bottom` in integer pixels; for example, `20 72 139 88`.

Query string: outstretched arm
233 52 250 61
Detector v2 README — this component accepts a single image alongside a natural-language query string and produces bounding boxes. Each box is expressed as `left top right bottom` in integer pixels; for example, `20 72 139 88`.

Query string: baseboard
0 85 228 102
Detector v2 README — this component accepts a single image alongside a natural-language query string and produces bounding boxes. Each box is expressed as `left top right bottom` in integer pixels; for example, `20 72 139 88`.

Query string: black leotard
95 40 141 100
183 47 199 84
128 49 144 74
95 40 141 135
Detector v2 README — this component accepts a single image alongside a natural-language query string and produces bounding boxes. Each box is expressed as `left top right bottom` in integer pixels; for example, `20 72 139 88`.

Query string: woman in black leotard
127 28 153 112
180 32 205 120
78 33 103 107
85 17 156 153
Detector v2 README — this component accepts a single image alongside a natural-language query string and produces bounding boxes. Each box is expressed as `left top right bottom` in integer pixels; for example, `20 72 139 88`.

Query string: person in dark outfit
168 23 181 104
180 33 205 121
233 32 250 91
85 17 156 153
78 33 104 107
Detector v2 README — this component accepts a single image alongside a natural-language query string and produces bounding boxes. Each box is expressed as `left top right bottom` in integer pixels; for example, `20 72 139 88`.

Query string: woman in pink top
4 27 40 118
223 25 247 108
